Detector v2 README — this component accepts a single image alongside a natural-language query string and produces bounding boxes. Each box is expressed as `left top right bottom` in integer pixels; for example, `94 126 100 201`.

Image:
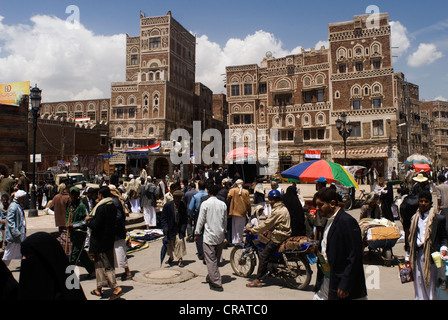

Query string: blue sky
1 0 447 102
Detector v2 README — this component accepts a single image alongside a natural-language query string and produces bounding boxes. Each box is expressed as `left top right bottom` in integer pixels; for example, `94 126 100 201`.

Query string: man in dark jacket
85 187 122 300
161 190 188 266
313 187 367 300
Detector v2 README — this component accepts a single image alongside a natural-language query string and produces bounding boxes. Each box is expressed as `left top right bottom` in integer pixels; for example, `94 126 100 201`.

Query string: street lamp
28 85 42 217
336 112 353 166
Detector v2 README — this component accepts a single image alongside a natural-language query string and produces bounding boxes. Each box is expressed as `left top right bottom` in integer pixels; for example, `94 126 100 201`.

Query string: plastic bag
398 261 414 284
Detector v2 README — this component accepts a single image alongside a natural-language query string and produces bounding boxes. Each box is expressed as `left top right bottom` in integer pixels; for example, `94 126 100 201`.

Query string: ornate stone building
226 13 413 179
421 100 448 168
109 11 197 178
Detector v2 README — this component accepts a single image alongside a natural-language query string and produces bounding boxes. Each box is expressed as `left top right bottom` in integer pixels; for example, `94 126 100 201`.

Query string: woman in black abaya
282 186 306 237
19 232 86 300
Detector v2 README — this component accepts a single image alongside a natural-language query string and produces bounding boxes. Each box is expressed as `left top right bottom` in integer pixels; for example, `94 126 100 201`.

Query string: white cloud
390 21 411 58
0 15 125 102
196 30 303 94
434 96 448 102
315 40 329 50
407 43 443 67
0 15 320 100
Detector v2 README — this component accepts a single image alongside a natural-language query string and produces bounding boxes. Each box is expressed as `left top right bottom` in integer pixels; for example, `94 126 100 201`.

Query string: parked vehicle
230 232 318 290
54 173 99 190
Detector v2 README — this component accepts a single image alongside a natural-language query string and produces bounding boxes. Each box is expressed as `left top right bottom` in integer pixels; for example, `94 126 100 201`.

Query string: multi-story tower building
109 11 196 177
226 13 410 178
421 100 448 167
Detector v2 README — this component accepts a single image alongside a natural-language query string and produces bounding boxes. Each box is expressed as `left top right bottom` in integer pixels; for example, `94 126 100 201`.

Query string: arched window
338 47 347 60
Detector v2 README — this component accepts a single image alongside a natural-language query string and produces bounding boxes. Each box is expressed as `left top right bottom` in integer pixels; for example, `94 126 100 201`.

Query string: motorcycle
230 232 318 290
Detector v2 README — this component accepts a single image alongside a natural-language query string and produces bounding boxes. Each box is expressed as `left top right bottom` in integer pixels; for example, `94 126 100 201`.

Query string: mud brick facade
226 13 427 178
421 100 448 167
0 99 29 177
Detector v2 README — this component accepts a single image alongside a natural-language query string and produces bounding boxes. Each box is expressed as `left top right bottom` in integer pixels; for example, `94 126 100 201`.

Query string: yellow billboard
0 81 30 106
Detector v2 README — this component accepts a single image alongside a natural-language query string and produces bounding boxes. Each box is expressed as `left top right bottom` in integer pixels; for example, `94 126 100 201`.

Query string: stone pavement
4 182 415 303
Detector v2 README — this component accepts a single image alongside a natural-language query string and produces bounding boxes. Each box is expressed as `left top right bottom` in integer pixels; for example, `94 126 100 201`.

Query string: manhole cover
133 267 196 285
145 269 181 279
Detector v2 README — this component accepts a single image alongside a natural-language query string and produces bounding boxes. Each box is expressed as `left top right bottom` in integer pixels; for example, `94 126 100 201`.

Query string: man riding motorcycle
246 189 291 287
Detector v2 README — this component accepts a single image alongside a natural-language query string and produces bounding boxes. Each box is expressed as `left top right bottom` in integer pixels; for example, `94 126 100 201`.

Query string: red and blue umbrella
280 160 358 189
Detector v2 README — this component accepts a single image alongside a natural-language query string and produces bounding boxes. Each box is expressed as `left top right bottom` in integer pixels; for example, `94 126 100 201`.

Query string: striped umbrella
281 160 358 189
405 153 431 164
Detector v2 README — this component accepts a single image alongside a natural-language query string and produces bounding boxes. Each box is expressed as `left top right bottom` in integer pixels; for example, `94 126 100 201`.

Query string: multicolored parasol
280 160 359 189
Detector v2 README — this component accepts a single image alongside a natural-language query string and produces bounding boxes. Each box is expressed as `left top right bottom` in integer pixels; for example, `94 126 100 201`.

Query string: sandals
90 289 103 297
109 288 123 300
178 258 183 267
246 280 263 288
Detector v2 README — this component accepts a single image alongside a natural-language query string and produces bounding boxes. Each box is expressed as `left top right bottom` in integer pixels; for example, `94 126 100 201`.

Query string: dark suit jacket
315 209 367 300
161 200 188 240
86 202 117 253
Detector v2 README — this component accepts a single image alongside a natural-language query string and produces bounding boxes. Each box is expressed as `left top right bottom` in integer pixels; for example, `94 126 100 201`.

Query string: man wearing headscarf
408 190 448 300
161 190 188 266
109 185 132 281
140 177 157 229
227 179 251 245
2 190 27 266
85 187 122 300
126 174 141 213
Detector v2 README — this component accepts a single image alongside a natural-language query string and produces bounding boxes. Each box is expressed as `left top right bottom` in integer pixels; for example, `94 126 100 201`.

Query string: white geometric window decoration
276 78 291 90
316 112 325 125
354 46 363 57
335 91 341 99
303 76 312 87
273 115 281 127
143 94 149 107
231 77 240 84
371 42 381 55
302 113 311 126
315 74 325 85
351 85 362 97
286 114 295 127
362 84 370 96
153 93 160 107
338 47 347 60
150 29 160 36
372 82 382 94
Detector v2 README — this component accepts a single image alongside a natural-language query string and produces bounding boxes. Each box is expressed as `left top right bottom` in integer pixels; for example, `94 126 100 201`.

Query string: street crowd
1 165 448 300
